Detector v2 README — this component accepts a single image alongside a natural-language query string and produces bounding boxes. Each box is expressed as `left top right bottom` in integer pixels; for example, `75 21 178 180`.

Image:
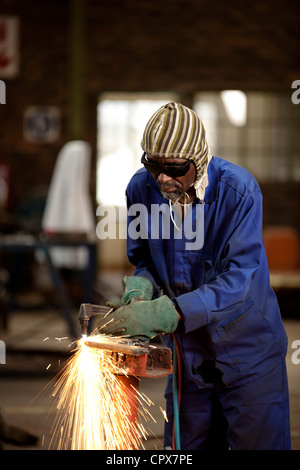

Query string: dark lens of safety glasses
141 153 191 177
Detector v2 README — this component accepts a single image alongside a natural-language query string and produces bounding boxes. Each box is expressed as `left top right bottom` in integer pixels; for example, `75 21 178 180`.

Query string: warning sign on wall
24 106 61 143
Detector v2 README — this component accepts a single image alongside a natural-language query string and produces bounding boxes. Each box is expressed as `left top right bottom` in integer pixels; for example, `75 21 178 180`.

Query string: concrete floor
0 280 299 451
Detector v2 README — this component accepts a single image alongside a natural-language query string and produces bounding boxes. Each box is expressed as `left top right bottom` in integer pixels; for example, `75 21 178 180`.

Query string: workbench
0 233 96 338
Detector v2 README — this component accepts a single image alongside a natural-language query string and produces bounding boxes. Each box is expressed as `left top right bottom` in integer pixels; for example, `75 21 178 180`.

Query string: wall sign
0 16 19 78
24 106 61 143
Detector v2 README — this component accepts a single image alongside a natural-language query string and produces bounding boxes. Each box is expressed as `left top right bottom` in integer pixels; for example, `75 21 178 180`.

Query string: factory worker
98 102 291 450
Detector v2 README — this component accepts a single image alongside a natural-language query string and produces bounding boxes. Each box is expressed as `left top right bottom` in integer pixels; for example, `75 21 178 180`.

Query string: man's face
146 155 196 202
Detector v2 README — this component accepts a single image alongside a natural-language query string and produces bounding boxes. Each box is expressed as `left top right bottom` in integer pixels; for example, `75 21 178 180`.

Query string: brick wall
261 182 300 233
0 0 69 214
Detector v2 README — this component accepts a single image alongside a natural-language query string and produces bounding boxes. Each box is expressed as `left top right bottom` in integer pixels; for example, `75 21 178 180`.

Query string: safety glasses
141 152 192 178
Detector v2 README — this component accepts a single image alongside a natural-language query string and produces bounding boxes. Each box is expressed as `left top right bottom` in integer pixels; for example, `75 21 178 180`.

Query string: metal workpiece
83 334 173 378
84 335 149 355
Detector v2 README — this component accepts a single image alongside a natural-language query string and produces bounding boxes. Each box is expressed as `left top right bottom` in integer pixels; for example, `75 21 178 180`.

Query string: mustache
158 181 184 202
157 181 182 190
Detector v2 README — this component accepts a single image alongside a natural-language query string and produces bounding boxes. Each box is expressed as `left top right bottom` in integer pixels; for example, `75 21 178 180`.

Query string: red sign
0 16 19 78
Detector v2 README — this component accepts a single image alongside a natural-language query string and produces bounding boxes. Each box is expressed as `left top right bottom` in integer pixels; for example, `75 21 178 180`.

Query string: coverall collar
202 156 219 203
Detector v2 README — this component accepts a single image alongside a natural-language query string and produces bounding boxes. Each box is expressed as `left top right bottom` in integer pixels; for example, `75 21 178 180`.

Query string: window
97 91 300 208
97 93 178 207
194 92 300 182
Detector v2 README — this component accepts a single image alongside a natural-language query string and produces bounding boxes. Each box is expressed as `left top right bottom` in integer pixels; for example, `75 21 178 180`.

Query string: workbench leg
41 245 78 339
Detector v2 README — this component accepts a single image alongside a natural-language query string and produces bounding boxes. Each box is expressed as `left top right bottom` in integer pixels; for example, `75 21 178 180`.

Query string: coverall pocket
215 303 279 373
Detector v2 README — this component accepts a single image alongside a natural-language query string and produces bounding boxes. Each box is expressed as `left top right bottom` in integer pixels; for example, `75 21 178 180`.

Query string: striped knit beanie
141 102 212 201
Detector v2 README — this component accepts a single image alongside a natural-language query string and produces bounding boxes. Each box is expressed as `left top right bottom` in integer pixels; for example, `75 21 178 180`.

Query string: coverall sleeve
174 190 265 333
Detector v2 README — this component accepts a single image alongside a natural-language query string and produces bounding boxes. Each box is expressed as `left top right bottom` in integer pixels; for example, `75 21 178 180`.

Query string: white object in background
42 141 95 269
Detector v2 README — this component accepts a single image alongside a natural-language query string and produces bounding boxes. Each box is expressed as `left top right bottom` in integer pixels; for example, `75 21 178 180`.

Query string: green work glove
106 276 153 309
97 296 178 340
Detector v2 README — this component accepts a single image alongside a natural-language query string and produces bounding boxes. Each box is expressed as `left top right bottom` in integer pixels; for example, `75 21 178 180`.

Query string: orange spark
48 336 154 450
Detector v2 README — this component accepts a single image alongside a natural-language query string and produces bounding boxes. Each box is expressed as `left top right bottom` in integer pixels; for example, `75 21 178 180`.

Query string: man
98 102 291 450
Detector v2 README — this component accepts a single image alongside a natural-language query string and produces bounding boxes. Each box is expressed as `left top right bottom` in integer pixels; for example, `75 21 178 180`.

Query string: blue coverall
125 156 291 450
